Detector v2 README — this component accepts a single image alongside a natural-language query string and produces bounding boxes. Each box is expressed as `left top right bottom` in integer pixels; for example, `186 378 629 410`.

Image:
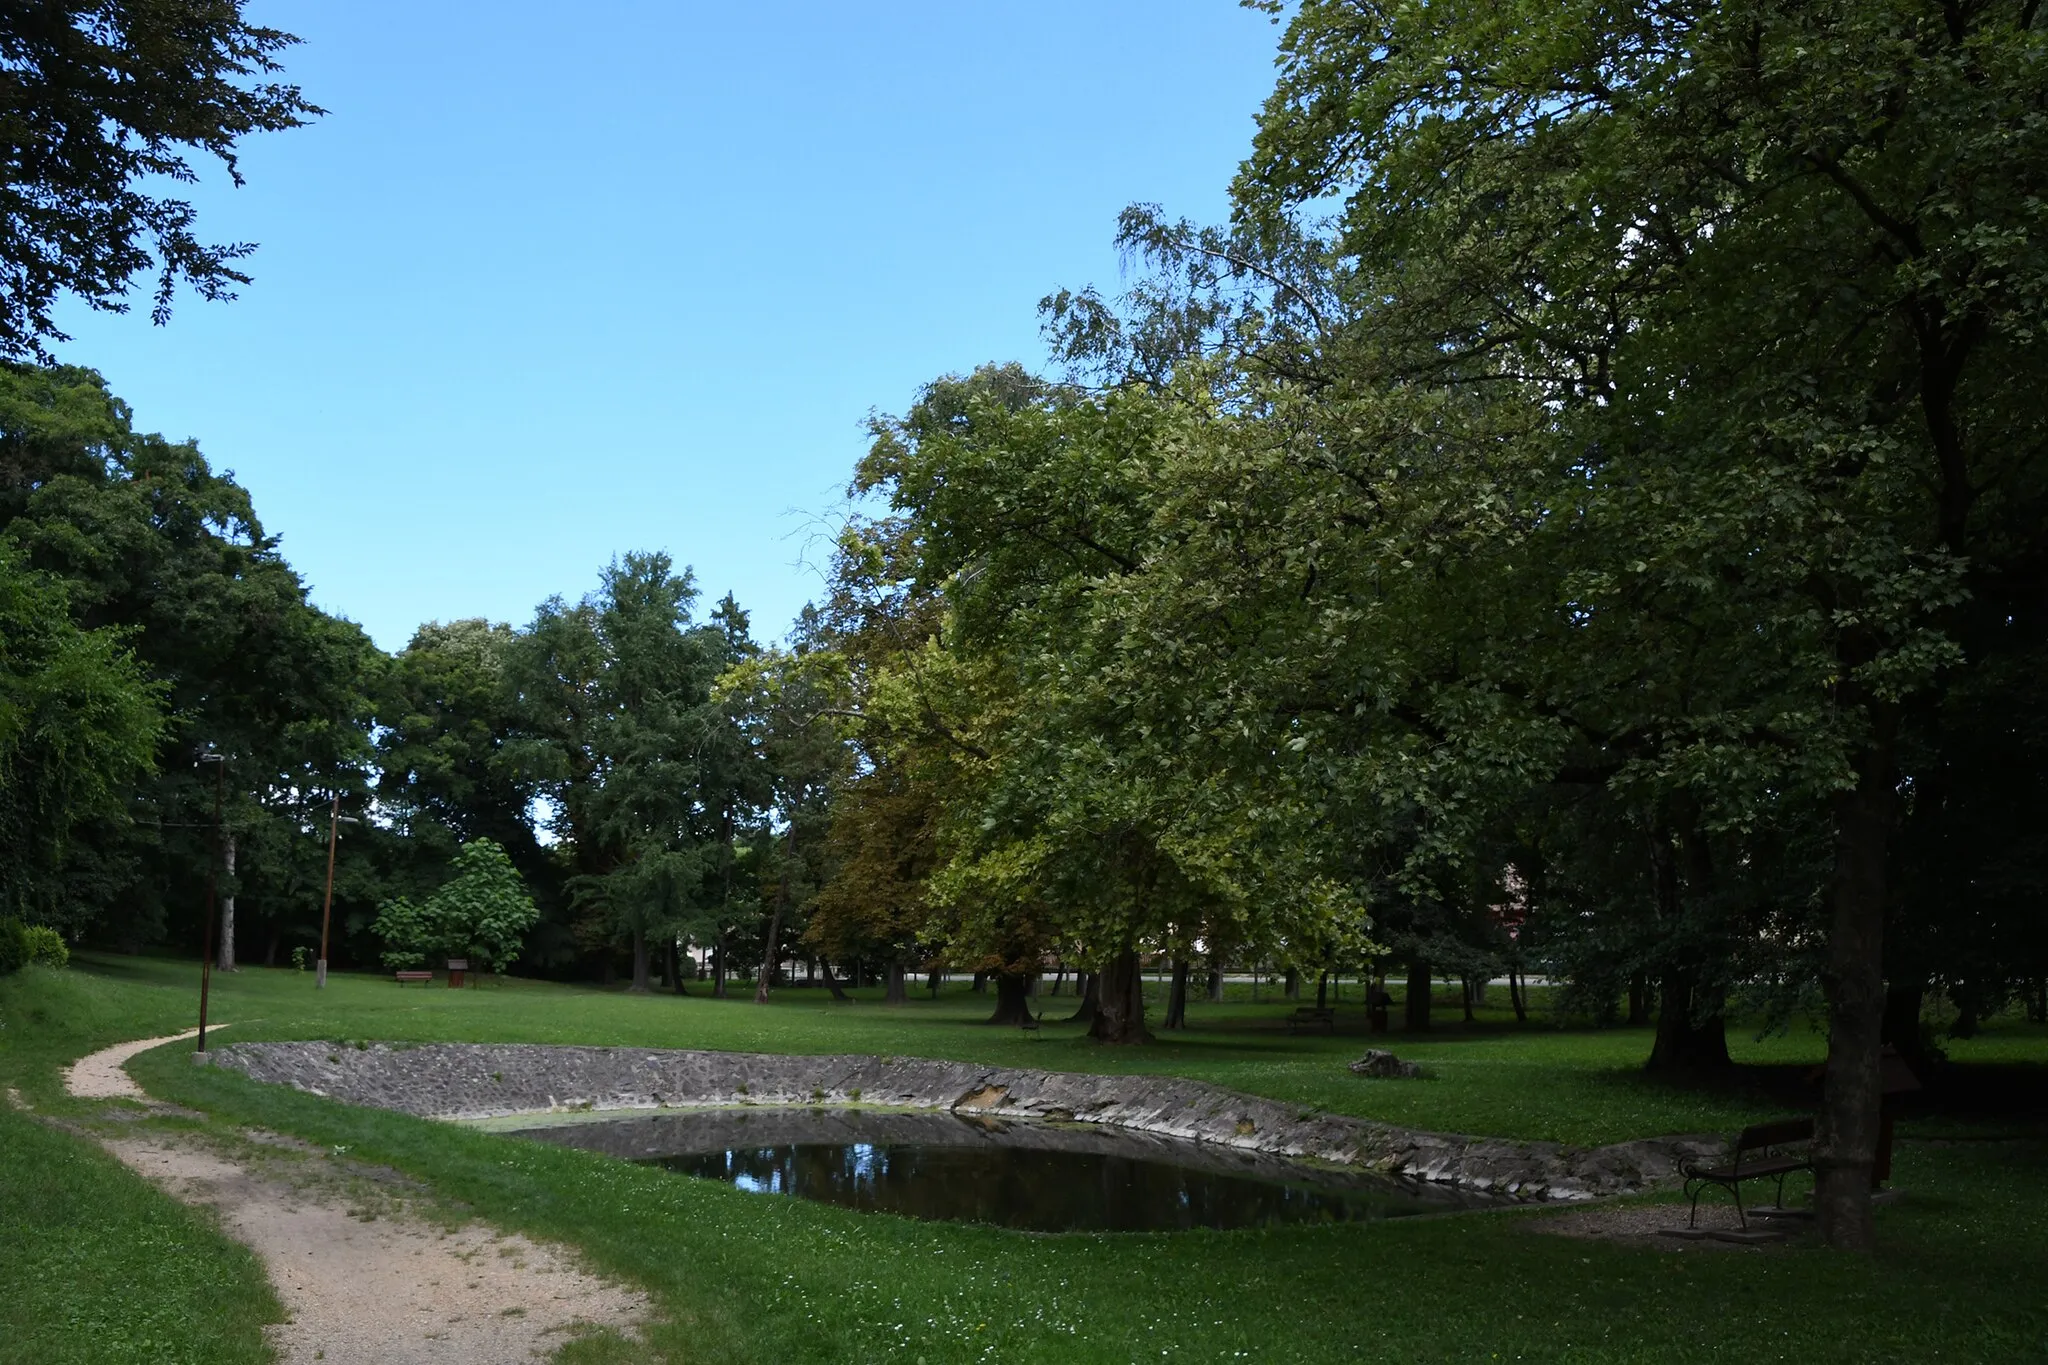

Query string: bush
23 925 67 969
372 839 539 975
0 918 24 974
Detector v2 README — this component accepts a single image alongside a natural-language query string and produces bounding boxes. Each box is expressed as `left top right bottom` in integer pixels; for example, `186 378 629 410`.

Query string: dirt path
61 1025 216 1099
63 1035 649 1364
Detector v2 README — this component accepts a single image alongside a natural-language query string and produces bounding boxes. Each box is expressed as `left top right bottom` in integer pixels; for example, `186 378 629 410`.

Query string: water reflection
513 1109 1498 1233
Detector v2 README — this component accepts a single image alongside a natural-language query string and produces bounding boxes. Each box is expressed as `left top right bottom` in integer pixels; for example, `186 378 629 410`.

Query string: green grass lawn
5 954 2046 1364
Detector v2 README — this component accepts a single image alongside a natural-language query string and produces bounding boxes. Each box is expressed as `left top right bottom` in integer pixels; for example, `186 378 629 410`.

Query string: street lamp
196 752 226 1053
316 794 360 990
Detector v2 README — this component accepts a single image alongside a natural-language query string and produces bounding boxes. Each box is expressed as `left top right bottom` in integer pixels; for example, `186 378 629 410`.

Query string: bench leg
1733 1180 1746 1230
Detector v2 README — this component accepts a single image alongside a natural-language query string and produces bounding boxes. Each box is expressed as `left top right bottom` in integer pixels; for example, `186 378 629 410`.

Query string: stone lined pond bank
203 1041 1723 1201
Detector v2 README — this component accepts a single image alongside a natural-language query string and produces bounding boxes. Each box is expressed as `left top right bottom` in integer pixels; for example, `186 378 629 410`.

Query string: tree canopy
0 1 320 356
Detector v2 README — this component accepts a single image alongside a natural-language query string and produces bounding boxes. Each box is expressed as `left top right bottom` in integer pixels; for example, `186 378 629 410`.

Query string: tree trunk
1068 972 1098 1024
755 833 793 1004
627 926 651 993
713 802 735 999
927 968 942 997
1626 973 1652 1027
986 971 1033 1025
263 930 278 967
1646 966 1730 1072
1087 950 1150 1043
821 960 850 1002
216 831 238 971
885 961 907 1005
1314 969 1330 1011
1509 968 1528 1024
1207 964 1224 1003
2028 979 2046 1025
667 939 688 995
1284 967 1300 1001
1816 719 1898 1251
971 971 987 993
1163 958 1190 1030
1404 959 1430 1032
1461 975 1476 1023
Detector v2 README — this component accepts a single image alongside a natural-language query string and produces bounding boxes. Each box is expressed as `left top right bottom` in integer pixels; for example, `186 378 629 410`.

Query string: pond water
510 1107 1500 1233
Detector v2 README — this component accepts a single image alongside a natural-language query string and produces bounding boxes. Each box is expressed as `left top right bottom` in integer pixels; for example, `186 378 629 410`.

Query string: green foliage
372 839 538 974
0 2 320 358
369 895 436 972
21 924 67 969
0 361 386 957
0 543 163 920
0 918 25 975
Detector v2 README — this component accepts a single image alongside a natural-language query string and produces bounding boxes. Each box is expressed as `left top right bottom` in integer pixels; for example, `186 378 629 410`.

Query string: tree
718 623 849 1005
808 755 938 1005
0 543 160 921
839 365 1373 1041
505 553 740 991
1215 0 2048 1249
372 838 538 975
1 361 382 958
0 1 321 356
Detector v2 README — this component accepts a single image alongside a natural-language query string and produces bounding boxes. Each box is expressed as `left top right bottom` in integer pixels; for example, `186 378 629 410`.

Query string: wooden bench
1680 1117 1814 1228
1287 1006 1335 1034
1020 1011 1044 1040
394 970 432 986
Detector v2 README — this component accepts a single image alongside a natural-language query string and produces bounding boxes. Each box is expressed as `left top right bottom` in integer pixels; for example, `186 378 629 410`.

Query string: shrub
0 918 25 975
22 925 67 969
372 839 538 975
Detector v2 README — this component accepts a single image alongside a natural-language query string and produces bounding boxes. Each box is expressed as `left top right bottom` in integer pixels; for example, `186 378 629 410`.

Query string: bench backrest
1734 1117 1814 1159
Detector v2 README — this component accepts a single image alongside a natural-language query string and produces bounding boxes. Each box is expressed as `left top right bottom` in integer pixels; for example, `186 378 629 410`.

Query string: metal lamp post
196 752 226 1053
316 794 359 990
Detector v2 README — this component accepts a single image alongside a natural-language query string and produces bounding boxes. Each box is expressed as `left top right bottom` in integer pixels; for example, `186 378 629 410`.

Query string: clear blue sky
50 2 1283 651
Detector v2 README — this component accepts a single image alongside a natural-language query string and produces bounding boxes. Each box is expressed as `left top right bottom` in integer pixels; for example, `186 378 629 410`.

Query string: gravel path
61 1025 216 1099
63 1034 649 1363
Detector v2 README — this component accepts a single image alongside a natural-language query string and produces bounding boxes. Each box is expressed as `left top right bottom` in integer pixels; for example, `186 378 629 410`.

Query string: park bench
1287 1006 1335 1034
1680 1117 1814 1228
394 970 432 986
1020 1010 1044 1040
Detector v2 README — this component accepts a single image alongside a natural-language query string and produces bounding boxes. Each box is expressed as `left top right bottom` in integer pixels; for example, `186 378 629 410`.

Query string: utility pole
317 794 358 989
196 752 226 1053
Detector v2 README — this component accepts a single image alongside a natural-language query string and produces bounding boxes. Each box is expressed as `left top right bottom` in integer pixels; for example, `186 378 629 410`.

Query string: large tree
505 553 738 991
0 543 160 921
1216 0 2048 1249
1 362 380 957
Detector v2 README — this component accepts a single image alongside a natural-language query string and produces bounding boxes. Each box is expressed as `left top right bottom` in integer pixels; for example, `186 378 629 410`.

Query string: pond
509 1107 1502 1233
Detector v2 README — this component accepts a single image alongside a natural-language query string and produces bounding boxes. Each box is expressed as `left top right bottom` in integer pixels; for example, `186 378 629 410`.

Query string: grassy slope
40 953 1869 1145
7 956 2047 1364
0 963 280 1365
